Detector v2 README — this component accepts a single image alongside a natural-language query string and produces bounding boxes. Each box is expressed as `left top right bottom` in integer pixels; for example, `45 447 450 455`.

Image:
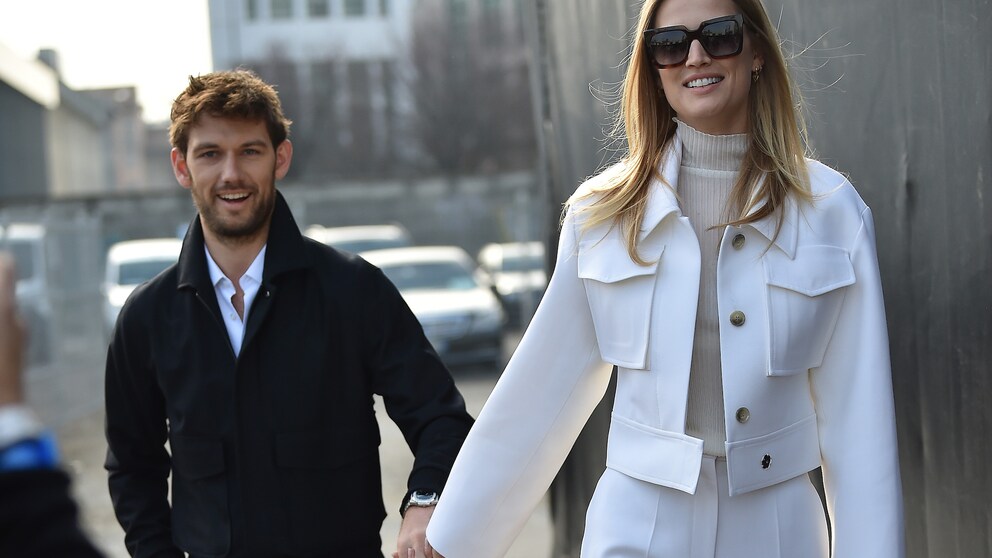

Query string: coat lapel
638 136 683 242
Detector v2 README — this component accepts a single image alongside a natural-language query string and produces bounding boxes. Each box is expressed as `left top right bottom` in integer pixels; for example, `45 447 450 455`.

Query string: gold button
730 311 746 326
735 407 750 424
732 233 746 250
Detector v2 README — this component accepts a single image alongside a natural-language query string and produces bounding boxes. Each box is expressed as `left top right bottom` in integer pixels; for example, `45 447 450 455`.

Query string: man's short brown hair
169 70 292 155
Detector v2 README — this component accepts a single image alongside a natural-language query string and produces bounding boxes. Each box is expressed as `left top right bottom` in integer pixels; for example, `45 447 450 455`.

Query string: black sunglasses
643 14 745 69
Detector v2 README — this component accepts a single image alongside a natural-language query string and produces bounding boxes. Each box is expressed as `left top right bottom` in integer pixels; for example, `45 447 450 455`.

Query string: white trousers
581 456 829 558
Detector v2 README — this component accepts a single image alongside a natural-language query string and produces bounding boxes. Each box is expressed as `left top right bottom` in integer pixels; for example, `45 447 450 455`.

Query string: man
105 71 473 558
0 254 103 557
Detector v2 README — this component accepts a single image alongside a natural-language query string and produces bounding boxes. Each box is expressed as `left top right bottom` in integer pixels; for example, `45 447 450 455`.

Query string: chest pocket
763 244 855 376
577 240 662 370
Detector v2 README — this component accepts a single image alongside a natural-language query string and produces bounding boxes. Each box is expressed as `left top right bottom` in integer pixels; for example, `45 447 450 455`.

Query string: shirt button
761 454 772 469
732 233 746 250
735 407 750 424
730 310 746 326
229 313 237 320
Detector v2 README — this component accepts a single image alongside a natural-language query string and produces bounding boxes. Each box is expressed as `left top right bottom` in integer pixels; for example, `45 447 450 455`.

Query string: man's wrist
400 489 440 517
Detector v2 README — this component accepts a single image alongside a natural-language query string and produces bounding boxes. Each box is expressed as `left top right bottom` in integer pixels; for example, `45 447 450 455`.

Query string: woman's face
652 0 762 135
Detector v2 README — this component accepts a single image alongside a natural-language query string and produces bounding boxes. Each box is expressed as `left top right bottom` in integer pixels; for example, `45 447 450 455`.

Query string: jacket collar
177 191 311 293
744 191 799 259
642 136 799 259
638 135 683 242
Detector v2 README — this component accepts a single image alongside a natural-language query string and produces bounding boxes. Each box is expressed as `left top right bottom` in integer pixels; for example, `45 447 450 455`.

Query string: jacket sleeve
810 206 904 557
426 208 614 558
104 301 182 558
361 263 475 500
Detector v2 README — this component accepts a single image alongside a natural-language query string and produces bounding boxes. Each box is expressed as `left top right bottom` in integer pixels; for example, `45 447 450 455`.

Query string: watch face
412 491 438 504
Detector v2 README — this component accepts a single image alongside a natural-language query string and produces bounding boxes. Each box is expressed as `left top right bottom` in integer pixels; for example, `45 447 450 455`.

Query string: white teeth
219 192 249 200
686 77 722 88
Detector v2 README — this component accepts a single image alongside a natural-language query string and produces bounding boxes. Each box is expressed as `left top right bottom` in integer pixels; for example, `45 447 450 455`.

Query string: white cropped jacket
428 139 904 557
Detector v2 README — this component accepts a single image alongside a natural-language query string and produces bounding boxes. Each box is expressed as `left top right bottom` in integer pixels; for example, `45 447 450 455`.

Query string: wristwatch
401 489 439 516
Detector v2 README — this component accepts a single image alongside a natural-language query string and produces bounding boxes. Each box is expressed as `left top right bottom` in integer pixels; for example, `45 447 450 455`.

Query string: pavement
34 332 552 557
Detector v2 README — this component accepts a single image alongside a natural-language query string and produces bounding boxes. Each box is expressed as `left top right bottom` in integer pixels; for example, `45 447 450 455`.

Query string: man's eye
244 148 260 155
198 151 218 159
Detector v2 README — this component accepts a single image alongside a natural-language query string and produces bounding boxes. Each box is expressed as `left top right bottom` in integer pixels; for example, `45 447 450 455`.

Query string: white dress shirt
204 244 266 357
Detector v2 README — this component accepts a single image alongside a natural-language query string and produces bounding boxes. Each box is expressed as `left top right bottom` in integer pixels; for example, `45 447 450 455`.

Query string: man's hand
393 505 438 558
0 254 25 407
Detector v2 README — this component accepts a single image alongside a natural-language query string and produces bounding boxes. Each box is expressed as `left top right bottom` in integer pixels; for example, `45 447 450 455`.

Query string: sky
0 0 214 123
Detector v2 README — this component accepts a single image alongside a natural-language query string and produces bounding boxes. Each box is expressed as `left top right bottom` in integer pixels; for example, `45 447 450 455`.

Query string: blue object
0 431 59 471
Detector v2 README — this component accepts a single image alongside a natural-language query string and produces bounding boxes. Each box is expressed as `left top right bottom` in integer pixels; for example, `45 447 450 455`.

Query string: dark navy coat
105 193 473 557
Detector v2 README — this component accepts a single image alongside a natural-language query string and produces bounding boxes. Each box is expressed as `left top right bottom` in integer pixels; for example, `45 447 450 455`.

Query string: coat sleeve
104 300 182 558
360 262 475 501
426 208 614 558
810 206 904 557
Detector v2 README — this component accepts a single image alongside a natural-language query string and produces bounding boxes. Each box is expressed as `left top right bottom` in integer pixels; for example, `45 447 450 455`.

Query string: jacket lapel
744 190 799 259
242 192 311 352
638 136 683 242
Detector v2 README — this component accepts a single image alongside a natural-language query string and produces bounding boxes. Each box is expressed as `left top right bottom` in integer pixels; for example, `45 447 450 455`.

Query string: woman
425 0 903 556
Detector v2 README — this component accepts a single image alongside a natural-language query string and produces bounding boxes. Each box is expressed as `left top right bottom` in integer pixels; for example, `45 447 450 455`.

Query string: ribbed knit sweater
675 120 747 457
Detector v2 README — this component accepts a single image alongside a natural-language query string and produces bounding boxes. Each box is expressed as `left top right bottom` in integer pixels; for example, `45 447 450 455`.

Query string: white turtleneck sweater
674 119 748 457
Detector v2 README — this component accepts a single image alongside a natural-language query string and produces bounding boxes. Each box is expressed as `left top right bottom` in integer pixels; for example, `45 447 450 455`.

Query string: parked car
361 246 505 370
0 223 52 365
477 241 547 328
103 238 182 334
303 224 413 254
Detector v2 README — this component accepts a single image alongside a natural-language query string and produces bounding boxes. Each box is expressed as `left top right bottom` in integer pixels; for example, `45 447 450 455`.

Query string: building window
379 0 389 16
308 0 330 17
271 0 293 19
245 0 259 20
344 0 365 16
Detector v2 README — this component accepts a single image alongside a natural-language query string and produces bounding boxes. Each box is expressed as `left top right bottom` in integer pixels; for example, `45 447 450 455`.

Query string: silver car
362 246 505 371
477 241 547 329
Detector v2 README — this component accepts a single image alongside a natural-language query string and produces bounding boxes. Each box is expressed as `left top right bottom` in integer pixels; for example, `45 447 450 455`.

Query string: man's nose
219 153 243 184
685 39 711 66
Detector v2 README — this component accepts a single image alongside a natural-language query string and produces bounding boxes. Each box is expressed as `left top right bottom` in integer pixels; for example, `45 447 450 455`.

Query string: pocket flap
578 242 662 283
170 435 225 480
764 245 855 296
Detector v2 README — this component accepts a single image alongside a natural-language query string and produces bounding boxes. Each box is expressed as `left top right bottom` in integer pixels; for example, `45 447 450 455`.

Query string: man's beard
191 175 277 244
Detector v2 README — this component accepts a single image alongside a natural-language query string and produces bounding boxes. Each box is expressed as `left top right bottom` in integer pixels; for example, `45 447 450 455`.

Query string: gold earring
752 66 762 82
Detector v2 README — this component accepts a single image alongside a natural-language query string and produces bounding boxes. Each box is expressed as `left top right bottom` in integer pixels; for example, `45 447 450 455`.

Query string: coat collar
641 136 799 259
177 191 311 293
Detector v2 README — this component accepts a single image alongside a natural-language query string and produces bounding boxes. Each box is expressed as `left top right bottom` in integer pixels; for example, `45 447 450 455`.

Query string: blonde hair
570 0 811 265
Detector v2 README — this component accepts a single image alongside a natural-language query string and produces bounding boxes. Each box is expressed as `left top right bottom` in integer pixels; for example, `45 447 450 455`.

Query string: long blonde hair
570 0 811 265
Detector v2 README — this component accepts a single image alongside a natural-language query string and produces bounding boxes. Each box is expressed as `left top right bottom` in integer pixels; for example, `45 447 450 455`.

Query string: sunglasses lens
700 19 743 57
648 30 689 67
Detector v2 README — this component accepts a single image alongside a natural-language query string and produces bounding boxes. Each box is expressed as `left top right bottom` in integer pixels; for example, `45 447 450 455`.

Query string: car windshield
501 253 544 272
335 238 409 253
117 259 175 285
380 262 478 291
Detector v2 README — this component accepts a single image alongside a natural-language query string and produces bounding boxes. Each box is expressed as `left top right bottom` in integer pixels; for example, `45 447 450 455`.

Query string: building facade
208 0 413 178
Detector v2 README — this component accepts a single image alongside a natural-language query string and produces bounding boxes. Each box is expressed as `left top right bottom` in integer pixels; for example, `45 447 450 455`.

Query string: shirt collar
204 244 267 288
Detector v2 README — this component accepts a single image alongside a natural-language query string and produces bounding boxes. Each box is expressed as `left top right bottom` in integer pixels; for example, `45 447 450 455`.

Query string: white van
103 238 182 334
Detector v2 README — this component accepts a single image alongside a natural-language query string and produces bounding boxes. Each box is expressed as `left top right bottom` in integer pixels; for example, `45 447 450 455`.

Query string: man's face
171 114 292 244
